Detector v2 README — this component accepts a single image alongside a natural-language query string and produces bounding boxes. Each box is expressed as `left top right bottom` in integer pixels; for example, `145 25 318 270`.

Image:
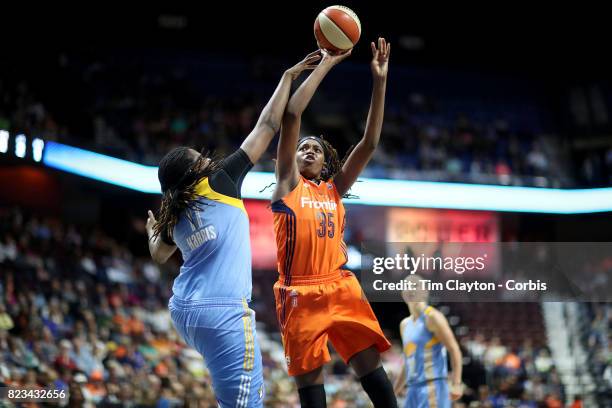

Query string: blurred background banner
386 208 499 242
244 199 277 270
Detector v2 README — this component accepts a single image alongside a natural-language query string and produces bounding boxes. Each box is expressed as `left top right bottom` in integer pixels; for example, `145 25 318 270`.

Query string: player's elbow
283 106 301 121
150 251 169 265
258 114 280 135
449 342 462 359
360 137 378 152
150 254 164 264
267 119 281 134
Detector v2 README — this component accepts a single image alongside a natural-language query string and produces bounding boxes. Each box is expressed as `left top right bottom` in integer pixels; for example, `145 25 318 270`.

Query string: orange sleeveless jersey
272 176 348 284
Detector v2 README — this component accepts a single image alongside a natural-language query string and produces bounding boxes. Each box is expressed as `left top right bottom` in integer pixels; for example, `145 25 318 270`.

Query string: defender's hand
285 50 322 80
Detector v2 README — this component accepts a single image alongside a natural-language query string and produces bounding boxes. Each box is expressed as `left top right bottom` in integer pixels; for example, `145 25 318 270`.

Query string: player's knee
348 346 382 377
295 366 325 388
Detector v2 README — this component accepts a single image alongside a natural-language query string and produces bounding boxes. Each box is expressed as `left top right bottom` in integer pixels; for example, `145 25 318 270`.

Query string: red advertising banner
386 208 499 243
244 201 501 274
385 208 500 278
244 199 277 269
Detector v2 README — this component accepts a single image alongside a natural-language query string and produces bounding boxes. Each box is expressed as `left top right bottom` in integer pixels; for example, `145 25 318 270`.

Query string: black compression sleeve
208 148 253 199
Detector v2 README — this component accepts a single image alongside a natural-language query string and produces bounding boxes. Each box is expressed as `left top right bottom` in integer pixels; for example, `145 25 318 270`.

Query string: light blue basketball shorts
169 297 264 407
405 378 451 408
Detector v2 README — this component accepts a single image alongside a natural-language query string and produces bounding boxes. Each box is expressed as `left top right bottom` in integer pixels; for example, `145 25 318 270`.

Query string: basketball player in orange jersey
271 38 396 407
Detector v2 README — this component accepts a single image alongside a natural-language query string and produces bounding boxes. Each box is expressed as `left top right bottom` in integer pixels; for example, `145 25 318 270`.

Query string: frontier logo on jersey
300 197 337 210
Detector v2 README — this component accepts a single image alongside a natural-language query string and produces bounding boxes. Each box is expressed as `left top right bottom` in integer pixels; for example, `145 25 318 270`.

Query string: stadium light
0 130 8 154
43 141 160 193
42 141 612 214
32 138 45 162
15 134 26 158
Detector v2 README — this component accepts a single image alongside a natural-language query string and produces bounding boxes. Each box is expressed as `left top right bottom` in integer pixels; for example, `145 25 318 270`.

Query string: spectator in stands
1 51 584 188
0 206 597 406
484 336 507 369
534 348 554 375
570 394 584 408
0 303 13 331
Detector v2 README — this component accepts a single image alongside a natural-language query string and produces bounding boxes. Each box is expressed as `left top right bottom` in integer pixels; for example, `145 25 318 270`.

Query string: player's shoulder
423 305 438 316
424 306 447 328
326 178 342 196
273 177 306 205
425 305 443 318
399 317 411 331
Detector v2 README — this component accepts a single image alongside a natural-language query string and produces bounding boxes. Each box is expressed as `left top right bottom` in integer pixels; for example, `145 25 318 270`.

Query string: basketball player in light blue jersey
145 50 321 408
394 275 463 408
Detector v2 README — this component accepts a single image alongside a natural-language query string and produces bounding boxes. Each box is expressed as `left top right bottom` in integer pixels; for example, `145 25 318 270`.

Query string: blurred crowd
0 206 604 406
586 304 612 403
4 51 610 188
0 205 393 407
458 334 569 407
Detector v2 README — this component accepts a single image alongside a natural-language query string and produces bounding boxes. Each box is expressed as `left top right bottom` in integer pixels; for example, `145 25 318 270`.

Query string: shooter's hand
320 48 352 66
370 37 390 80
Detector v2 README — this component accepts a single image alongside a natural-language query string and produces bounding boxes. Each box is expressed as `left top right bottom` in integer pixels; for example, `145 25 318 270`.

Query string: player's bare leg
295 366 326 408
349 346 398 408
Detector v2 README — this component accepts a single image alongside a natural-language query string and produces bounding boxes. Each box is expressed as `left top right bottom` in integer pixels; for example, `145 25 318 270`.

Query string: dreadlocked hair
299 135 352 180
153 147 223 241
299 135 358 199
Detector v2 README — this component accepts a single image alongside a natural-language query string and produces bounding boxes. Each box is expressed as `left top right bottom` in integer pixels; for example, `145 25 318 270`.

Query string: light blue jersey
401 306 450 408
165 149 264 407
171 177 252 303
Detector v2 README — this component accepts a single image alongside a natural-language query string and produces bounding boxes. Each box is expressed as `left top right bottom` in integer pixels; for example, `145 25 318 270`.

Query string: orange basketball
314 5 361 53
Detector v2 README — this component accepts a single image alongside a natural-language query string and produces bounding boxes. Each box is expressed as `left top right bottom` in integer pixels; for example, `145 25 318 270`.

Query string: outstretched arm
334 37 390 196
240 51 321 164
273 49 352 201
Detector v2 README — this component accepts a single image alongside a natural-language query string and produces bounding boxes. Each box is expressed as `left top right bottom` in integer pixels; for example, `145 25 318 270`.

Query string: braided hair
153 147 222 241
298 135 353 182
258 136 357 198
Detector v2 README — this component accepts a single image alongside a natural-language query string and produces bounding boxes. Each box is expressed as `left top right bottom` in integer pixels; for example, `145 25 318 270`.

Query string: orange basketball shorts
273 270 391 376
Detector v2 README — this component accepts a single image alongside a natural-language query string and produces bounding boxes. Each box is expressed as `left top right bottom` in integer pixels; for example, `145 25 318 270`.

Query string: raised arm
334 37 390 196
273 49 351 201
240 51 321 164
